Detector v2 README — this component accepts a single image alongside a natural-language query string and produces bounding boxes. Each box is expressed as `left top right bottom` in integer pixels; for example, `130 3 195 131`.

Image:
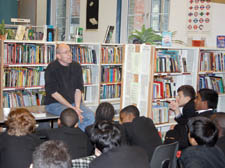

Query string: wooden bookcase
197 48 225 112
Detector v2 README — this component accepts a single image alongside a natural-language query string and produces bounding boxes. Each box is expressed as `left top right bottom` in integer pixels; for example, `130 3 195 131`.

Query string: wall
80 0 117 43
0 0 18 24
169 0 225 48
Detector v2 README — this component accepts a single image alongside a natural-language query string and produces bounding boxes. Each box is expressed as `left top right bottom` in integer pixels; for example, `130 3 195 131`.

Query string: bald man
44 43 94 131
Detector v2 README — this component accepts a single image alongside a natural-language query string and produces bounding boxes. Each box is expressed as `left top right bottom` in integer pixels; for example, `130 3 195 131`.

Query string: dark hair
211 112 225 137
95 102 115 122
91 120 121 153
33 140 71 168
187 116 218 146
177 85 195 99
6 108 36 136
120 105 140 117
60 108 78 128
198 88 218 109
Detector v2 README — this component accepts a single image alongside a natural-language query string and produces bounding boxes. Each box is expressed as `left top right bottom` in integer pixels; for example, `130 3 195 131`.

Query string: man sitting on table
44 43 94 131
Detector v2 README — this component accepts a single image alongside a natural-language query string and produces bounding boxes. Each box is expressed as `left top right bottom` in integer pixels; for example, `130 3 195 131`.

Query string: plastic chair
150 141 179 168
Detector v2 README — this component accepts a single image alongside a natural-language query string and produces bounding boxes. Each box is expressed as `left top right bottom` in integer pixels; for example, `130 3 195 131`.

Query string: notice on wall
187 0 212 32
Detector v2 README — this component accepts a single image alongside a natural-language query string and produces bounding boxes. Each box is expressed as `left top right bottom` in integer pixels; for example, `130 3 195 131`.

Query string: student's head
6 108 36 136
59 108 79 128
119 105 140 123
32 140 71 168
195 88 218 110
187 116 218 147
176 85 195 107
211 112 225 138
91 120 121 153
56 43 72 66
95 102 115 122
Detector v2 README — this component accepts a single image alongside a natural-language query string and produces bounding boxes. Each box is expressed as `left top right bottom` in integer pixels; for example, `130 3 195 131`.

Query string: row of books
153 78 176 99
199 75 225 93
70 45 97 64
200 52 225 72
3 90 45 108
4 68 45 88
101 66 122 83
101 47 123 64
155 50 183 73
152 102 169 124
4 43 55 64
100 84 121 99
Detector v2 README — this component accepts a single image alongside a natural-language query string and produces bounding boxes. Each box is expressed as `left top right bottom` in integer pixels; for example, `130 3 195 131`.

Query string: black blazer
122 116 162 161
216 136 225 156
44 127 93 159
89 146 149 168
0 132 42 168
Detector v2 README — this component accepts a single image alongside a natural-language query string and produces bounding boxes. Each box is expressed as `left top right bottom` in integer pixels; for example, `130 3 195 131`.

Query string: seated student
85 102 126 145
164 85 197 150
0 108 42 168
89 120 149 168
119 105 162 162
211 112 225 156
169 85 197 124
195 88 218 118
85 102 115 138
179 116 225 168
31 140 72 168
42 108 93 159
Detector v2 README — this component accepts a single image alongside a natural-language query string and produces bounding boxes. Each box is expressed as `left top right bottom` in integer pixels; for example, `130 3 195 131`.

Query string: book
162 32 172 47
31 111 46 118
217 36 225 48
15 25 26 40
104 26 114 43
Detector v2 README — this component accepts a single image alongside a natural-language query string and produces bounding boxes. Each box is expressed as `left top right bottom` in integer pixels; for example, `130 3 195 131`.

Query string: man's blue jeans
46 103 95 131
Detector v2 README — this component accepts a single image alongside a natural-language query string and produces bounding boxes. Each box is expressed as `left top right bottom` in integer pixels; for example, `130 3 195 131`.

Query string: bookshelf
197 48 225 112
100 44 124 115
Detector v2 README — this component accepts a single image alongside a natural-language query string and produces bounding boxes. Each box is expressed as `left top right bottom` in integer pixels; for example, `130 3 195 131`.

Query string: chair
149 141 179 168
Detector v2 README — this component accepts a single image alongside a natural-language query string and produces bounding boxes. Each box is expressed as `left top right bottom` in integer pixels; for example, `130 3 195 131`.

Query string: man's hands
168 100 180 116
72 106 84 123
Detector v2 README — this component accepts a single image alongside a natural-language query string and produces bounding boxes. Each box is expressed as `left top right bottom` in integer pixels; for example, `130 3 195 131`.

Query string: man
194 88 218 118
43 108 93 159
119 105 162 162
169 85 197 124
44 43 94 131
211 112 225 155
164 85 197 149
180 117 225 168
31 140 72 168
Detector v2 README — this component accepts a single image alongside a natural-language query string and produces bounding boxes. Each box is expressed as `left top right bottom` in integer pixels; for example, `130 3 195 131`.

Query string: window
50 0 80 41
150 0 170 32
120 0 170 43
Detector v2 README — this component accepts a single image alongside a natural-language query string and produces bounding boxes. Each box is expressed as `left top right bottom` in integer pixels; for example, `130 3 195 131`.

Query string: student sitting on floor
179 116 225 168
211 112 225 156
31 140 72 168
89 120 149 168
119 105 162 162
39 108 93 159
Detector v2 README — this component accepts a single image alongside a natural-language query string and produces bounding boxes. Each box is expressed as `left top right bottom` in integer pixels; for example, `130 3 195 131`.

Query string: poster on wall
187 0 212 32
86 0 99 29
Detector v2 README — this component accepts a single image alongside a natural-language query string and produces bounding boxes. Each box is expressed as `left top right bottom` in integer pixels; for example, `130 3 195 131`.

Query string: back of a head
188 116 218 146
60 108 78 128
199 88 218 109
120 105 140 117
91 120 121 153
6 108 36 136
32 140 71 168
177 85 196 99
95 102 115 122
211 112 225 137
